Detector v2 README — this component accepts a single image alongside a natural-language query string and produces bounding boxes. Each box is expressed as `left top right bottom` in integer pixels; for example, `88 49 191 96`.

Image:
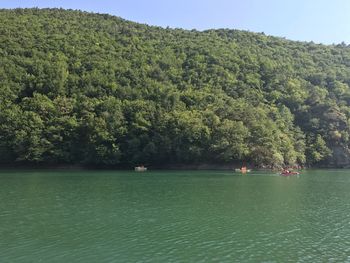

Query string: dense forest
1 8 350 168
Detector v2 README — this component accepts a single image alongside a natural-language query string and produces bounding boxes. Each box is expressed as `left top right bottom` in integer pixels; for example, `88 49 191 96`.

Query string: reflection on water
1 170 350 262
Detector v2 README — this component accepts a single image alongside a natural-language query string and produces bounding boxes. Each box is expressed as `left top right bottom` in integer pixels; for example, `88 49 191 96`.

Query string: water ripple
1 170 350 262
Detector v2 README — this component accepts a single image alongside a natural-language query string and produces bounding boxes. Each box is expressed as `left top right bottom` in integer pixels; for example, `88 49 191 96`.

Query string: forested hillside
1 8 350 168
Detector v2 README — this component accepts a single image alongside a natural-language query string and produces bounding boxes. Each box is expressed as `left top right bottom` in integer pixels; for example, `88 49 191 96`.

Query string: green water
1 170 350 262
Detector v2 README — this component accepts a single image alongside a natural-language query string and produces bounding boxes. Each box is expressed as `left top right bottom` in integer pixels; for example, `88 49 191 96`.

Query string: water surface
1 169 350 262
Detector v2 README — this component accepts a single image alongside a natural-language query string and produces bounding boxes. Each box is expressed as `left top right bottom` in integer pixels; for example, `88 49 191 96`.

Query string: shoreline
0 163 345 171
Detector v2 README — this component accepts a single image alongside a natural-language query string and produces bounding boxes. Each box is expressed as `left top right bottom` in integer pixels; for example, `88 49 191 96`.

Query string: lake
0 169 350 262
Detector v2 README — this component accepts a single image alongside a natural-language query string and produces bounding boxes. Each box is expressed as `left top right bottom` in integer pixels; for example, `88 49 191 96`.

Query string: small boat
280 170 299 176
135 166 147 172
235 167 251 173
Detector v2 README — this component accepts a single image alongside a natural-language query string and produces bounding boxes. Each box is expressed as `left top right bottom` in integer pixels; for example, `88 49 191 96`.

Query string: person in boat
282 169 290 174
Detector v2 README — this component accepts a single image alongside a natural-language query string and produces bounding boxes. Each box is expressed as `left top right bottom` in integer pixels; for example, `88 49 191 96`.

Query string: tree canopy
1 8 350 168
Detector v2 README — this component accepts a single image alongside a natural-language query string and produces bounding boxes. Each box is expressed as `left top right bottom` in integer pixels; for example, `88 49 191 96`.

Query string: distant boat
280 170 299 176
235 167 251 173
135 166 147 172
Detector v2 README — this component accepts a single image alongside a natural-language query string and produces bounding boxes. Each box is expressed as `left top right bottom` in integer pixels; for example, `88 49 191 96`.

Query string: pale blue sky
1 0 350 44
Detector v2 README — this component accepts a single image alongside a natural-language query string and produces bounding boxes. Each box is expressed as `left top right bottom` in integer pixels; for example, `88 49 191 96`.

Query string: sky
1 0 350 45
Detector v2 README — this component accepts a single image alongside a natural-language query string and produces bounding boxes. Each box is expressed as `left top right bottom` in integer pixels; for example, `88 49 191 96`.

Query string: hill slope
1 8 350 167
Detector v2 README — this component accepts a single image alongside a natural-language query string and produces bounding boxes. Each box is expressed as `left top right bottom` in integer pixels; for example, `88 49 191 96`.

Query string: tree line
1 8 350 168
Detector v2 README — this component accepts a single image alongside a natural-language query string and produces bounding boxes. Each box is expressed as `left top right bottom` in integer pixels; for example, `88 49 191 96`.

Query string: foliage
1 8 350 167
